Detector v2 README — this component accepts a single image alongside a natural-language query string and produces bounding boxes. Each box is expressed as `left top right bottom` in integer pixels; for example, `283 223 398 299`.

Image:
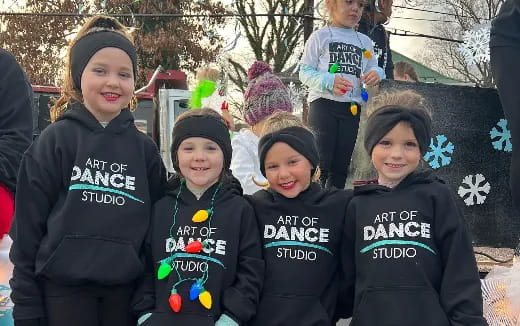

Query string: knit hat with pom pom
243 61 293 126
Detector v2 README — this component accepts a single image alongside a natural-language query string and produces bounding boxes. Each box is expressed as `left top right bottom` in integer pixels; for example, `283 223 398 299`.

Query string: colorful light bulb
185 241 203 253
329 62 339 74
192 209 211 222
169 290 182 312
362 48 373 59
350 102 358 116
157 263 172 280
361 88 369 102
199 290 212 309
189 281 203 301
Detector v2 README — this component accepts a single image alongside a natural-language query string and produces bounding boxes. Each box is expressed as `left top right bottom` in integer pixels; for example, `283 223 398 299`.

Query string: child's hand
361 70 381 86
333 75 353 96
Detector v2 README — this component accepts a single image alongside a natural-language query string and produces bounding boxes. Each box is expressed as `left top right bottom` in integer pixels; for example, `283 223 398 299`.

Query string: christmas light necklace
157 179 222 313
327 25 372 116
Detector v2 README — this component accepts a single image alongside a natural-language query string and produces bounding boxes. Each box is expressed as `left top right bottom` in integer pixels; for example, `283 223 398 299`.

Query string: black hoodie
9 103 166 320
490 0 520 48
341 171 487 326
0 49 33 193
246 184 352 326
358 21 394 79
133 176 264 326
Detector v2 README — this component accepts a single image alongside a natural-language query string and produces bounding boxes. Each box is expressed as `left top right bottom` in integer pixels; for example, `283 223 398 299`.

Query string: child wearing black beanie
246 121 353 326
133 109 264 326
339 90 488 326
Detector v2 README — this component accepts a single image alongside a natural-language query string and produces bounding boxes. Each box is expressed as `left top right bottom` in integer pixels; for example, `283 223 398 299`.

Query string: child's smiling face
177 137 224 190
80 47 134 122
371 122 421 186
264 142 313 198
329 0 365 29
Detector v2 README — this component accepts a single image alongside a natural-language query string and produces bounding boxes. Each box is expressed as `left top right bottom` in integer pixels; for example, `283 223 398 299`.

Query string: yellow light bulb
192 209 209 222
199 290 212 309
350 103 358 116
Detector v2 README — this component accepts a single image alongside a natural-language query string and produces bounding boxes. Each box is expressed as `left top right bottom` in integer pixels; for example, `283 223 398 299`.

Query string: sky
0 0 452 73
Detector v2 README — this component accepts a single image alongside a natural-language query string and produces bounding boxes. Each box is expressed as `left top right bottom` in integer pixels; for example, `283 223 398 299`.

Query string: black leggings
308 98 361 189
491 46 520 212
43 281 135 326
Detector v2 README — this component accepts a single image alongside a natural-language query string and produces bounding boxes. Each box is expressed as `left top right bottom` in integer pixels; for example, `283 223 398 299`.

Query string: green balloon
157 263 172 280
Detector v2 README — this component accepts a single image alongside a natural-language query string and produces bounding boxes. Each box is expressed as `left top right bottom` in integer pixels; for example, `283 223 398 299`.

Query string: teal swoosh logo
161 253 226 268
69 184 144 203
265 241 333 255
360 240 436 255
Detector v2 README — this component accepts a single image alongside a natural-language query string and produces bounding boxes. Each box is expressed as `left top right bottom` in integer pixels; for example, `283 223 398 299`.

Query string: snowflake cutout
423 135 455 169
490 119 513 152
458 23 490 66
287 82 308 109
458 174 491 206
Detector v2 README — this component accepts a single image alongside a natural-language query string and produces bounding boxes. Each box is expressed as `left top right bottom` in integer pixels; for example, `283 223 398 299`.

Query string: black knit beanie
364 105 432 156
171 114 232 171
258 126 319 177
71 30 138 91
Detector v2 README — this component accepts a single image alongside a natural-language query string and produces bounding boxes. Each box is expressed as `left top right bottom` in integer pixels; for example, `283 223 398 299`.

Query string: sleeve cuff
137 312 152 325
215 313 240 326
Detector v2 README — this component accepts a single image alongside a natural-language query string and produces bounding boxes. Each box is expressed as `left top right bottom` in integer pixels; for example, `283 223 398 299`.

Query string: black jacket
491 0 520 48
133 176 264 326
358 21 394 79
9 104 166 320
342 171 487 326
246 184 352 326
0 49 33 193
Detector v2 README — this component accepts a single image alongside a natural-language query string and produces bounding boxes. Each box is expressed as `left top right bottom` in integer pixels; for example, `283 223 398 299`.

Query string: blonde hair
394 61 419 82
253 112 321 186
196 67 220 82
50 15 136 122
260 111 305 136
366 89 431 118
324 0 368 22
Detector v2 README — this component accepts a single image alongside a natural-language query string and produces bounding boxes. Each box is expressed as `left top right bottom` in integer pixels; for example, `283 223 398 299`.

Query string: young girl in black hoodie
9 16 166 326
341 90 488 326
133 109 264 326
246 117 352 326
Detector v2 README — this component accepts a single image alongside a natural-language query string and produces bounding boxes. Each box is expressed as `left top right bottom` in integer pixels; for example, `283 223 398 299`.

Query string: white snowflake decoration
458 174 491 206
287 82 308 115
458 23 491 66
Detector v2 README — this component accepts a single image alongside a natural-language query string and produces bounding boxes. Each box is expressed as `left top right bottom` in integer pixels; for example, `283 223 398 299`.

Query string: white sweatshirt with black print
299 26 385 103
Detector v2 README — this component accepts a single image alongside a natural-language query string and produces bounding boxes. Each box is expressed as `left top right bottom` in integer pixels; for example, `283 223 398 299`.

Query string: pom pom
247 61 272 81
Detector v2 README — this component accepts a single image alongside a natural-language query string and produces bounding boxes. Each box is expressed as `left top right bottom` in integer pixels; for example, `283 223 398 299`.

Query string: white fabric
231 129 267 195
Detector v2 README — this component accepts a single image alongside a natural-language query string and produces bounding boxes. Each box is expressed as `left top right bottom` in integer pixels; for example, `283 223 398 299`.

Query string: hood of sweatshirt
353 169 441 196
58 102 134 134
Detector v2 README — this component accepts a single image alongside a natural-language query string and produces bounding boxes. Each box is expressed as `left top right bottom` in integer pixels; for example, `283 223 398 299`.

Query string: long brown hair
50 15 136 122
